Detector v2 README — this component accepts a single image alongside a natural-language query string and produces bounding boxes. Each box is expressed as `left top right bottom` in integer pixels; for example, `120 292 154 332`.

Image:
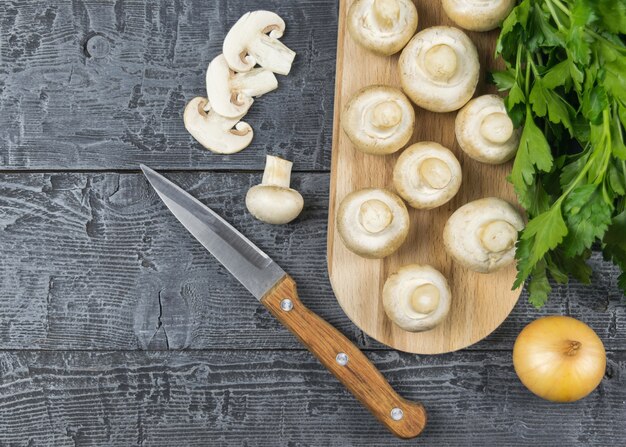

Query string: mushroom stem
359 199 393 234
371 101 403 129
231 67 278 98
479 220 518 253
261 155 293 188
424 44 458 81
410 283 440 314
480 112 514 144
247 35 296 76
419 158 452 190
373 0 400 28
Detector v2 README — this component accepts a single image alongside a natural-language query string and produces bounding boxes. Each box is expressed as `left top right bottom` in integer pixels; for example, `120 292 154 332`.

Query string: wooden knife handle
261 275 427 439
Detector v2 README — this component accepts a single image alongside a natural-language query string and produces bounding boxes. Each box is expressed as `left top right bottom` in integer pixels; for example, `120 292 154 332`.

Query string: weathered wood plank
0 0 336 170
0 350 624 446
0 172 623 351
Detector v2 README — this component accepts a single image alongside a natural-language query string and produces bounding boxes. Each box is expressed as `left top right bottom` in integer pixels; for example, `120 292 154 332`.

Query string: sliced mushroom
347 0 418 56
455 94 520 164
246 155 304 224
206 54 278 118
443 197 524 273
337 188 409 258
223 11 296 75
442 0 515 32
383 264 451 332
342 85 415 155
183 97 253 154
393 142 462 209
399 26 479 112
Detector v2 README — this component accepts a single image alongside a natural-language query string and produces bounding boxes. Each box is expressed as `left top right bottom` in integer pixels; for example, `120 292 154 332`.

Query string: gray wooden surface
0 1 623 446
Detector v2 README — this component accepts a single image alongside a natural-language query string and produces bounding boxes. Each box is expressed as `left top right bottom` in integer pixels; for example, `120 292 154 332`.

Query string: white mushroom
399 26 480 112
223 11 296 76
347 0 418 56
393 142 462 209
442 0 516 32
206 54 278 118
383 264 451 332
443 197 524 273
342 85 415 155
246 155 304 224
455 94 520 164
337 188 409 258
183 97 253 154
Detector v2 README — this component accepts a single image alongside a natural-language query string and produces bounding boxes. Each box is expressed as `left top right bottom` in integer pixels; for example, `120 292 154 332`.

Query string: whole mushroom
183 97 253 154
393 142 462 209
246 155 304 224
342 85 415 155
347 0 418 56
399 26 480 113
383 264 451 332
337 188 409 258
455 94 520 164
443 197 524 273
442 0 516 32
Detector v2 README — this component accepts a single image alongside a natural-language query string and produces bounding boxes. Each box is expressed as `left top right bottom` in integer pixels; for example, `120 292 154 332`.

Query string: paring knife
140 165 427 439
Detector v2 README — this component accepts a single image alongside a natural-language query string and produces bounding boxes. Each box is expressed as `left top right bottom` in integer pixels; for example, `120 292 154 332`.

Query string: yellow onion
513 316 606 402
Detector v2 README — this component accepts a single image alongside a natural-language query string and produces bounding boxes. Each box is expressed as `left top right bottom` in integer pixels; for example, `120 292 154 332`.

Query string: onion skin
513 316 606 402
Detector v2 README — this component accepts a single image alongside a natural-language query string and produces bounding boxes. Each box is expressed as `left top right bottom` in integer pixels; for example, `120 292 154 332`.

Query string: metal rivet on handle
335 352 349 366
390 407 404 421
280 299 293 312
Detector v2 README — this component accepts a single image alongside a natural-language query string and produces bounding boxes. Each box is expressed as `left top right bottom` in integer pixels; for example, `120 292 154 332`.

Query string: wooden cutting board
327 0 522 354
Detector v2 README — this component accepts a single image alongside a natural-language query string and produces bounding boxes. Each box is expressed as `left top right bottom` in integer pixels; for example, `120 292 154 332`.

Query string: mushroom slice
399 26 479 113
347 0 418 56
393 142 462 209
455 94 520 164
337 188 409 258
246 155 304 225
223 10 296 75
206 54 278 118
383 264 451 332
183 97 253 154
442 0 515 32
443 197 524 273
342 85 415 155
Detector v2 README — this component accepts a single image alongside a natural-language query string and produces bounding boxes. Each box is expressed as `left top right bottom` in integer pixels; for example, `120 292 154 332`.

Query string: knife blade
141 165 426 438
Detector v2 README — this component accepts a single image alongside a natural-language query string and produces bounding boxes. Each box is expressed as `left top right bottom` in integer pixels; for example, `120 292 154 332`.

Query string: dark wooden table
0 1 624 445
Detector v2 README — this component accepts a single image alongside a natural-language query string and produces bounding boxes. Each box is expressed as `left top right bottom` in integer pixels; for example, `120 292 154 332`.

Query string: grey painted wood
0 172 623 351
0 350 624 446
0 0 336 170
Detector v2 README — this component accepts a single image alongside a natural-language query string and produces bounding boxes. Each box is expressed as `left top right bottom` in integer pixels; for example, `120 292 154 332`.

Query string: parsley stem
545 0 565 30
550 0 570 17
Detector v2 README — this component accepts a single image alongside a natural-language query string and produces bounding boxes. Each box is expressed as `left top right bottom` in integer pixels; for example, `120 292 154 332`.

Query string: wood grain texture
0 0 336 170
262 275 427 438
328 0 522 354
0 350 624 446
0 173 623 351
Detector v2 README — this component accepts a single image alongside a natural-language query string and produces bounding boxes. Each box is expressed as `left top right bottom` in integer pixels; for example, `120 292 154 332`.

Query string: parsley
495 0 626 306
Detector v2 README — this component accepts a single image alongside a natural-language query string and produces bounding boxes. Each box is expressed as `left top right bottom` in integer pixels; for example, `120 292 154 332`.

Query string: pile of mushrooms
184 10 296 154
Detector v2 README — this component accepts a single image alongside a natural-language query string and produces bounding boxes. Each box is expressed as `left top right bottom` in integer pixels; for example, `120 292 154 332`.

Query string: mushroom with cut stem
206 54 278 118
443 197 524 273
342 85 415 155
183 97 253 154
455 94 521 164
347 0 418 56
223 10 296 76
383 264 452 332
336 188 409 258
393 141 462 209
246 155 304 225
442 0 516 32
399 26 480 113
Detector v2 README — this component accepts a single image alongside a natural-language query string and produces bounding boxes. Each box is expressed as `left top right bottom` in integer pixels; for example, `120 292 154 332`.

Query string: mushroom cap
393 142 462 209
455 94 520 164
342 85 415 155
442 0 516 32
443 197 524 273
183 97 253 154
399 26 480 113
246 185 304 225
383 264 451 332
337 188 409 258
347 0 418 56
